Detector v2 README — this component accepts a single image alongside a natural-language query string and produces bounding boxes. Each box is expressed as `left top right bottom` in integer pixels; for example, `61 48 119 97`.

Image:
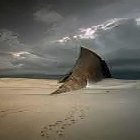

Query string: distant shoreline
0 74 63 80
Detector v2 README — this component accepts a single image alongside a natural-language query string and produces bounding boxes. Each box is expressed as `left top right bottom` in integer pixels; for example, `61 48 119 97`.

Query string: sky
0 0 140 79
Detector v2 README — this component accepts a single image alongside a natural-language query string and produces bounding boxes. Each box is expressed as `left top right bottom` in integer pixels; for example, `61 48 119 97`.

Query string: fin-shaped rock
51 47 111 94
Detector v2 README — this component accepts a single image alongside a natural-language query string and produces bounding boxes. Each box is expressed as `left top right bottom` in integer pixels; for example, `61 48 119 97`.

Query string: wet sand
0 78 140 140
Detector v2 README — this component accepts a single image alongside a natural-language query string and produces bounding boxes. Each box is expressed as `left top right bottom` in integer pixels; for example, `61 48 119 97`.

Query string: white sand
0 78 140 140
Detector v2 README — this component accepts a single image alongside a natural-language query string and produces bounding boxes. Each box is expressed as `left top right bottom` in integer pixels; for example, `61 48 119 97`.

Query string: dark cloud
0 0 140 79
46 0 119 15
34 8 64 24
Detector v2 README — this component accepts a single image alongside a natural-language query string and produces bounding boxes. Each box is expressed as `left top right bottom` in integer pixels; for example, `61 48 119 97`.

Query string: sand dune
0 78 140 140
0 78 60 94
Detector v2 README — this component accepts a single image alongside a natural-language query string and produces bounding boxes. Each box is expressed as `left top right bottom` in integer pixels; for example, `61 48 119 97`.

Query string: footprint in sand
40 105 89 139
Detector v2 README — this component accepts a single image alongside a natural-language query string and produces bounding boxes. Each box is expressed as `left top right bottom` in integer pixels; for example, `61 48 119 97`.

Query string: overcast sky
0 0 140 79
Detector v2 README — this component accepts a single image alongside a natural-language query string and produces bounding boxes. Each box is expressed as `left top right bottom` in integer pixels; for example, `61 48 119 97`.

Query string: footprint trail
40 105 89 139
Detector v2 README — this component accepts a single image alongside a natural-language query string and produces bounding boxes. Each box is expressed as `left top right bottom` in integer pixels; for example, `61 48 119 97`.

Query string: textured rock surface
51 47 111 94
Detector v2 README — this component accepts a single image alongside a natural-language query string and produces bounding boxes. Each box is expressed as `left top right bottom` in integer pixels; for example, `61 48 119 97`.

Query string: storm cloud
0 0 140 79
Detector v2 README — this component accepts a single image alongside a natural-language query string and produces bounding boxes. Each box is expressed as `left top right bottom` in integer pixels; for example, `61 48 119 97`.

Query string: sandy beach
0 78 140 140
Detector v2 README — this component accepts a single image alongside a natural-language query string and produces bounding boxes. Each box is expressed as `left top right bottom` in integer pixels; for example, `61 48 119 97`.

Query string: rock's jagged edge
51 47 111 94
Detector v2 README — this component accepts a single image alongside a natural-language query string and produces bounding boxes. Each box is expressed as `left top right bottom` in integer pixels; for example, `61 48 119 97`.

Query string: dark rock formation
59 71 72 83
51 47 111 94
